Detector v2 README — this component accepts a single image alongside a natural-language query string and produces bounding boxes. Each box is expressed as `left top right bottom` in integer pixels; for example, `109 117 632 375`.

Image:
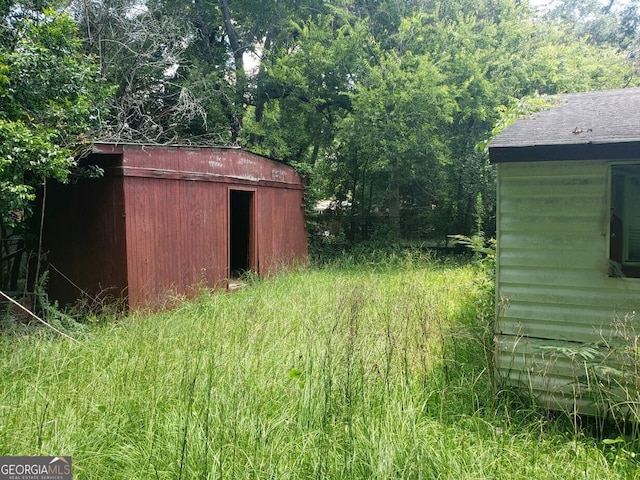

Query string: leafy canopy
0 4 108 227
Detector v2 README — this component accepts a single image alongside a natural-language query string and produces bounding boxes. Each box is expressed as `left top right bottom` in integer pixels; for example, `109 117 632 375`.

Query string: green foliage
244 11 370 162
76 0 203 142
0 120 71 226
533 310 640 437
63 0 640 244
243 0 636 243
545 0 640 50
587 312 640 428
0 6 108 227
542 0 640 82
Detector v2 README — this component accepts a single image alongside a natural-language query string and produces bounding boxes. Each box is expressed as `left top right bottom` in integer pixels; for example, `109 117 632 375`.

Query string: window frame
610 163 640 278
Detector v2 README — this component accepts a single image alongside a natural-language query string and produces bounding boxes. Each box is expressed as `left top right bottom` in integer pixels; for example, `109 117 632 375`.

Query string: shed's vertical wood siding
44 144 307 310
122 176 230 308
256 186 307 275
45 174 128 306
496 159 640 412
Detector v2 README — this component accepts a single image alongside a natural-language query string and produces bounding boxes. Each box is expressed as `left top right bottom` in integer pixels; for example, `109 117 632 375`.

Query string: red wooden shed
43 143 307 309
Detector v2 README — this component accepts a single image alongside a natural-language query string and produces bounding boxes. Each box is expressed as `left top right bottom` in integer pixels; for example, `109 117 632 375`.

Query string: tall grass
0 254 638 478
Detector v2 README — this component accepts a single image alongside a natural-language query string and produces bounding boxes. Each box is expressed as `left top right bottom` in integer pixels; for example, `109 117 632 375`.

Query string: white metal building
488 87 640 415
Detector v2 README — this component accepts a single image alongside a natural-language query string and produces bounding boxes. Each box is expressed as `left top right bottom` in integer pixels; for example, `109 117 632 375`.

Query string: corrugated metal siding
496 159 640 414
119 147 306 308
115 144 303 186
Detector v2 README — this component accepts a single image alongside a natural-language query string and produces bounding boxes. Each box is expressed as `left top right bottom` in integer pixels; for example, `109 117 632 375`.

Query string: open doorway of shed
229 189 255 278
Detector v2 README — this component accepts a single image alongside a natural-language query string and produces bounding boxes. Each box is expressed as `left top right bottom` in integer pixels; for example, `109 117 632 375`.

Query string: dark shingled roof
488 87 640 163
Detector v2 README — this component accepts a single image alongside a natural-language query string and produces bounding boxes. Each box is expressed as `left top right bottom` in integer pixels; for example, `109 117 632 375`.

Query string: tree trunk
388 162 401 239
220 0 246 142
254 1 279 124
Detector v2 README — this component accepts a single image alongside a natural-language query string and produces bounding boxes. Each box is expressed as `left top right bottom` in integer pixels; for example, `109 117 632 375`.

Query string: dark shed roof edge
489 141 640 164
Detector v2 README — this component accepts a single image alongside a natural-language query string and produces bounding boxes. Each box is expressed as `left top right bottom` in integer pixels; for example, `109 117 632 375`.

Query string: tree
138 0 330 144
250 0 636 242
73 0 207 142
544 0 640 80
337 50 455 239
545 0 637 48
0 2 109 290
243 12 369 162
409 1 634 235
56 0 640 246
0 4 108 227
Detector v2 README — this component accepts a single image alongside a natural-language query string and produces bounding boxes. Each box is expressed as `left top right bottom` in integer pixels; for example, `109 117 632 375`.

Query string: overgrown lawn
1 254 638 478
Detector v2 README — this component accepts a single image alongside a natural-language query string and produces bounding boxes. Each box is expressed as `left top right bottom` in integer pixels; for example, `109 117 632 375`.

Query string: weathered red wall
44 144 307 309
45 171 128 307
122 176 230 307
257 186 308 275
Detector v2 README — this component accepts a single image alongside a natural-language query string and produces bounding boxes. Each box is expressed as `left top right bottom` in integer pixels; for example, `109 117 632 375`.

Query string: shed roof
488 87 640 163
84 142 304 188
